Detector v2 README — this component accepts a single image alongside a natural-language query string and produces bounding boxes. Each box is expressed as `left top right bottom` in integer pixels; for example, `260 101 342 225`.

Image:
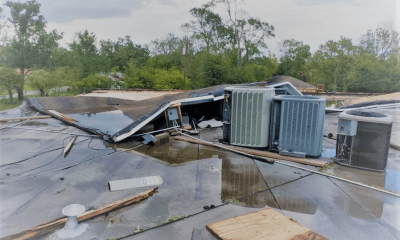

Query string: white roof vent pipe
56 204 88 239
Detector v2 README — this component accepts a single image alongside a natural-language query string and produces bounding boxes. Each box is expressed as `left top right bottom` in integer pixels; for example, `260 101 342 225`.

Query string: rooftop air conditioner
335 110 392 172
269 95 326 157
222 87 275 148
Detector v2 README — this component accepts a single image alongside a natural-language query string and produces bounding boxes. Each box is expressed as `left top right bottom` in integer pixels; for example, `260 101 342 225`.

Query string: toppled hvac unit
222 87 275 148
335 110 392 172
269 95 326 157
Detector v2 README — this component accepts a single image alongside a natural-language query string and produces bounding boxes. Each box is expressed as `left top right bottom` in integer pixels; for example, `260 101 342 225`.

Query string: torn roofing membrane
26 81 301 142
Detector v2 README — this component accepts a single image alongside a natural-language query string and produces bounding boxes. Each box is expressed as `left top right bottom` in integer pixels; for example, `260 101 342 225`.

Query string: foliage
69 30 111 77
277 39 311 80
3 0 63 100
0 67 24 102
72 74 113 93
25 69 55 96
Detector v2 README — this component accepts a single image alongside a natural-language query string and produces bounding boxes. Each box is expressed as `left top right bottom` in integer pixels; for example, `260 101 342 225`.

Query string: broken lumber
0 115 51 122
206 208 328 240
1 187 158 240
390 144 400 151
173 135 327 167
48 110 78 122
63 135 78 158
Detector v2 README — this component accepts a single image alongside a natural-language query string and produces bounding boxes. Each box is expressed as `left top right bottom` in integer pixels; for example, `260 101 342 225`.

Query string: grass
23 85 33 91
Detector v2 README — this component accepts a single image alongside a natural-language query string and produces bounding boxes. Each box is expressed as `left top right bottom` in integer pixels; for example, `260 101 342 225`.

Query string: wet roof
1 102 400 240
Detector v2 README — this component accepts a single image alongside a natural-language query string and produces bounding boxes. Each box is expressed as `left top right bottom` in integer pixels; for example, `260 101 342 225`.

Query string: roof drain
55 204 88 239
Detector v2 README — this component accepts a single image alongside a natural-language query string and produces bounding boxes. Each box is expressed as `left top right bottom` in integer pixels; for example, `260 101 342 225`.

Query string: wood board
206 208 328 240
173 135 327 167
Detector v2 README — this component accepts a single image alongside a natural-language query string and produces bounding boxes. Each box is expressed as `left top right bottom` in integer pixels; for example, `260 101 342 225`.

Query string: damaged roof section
26 80 302 142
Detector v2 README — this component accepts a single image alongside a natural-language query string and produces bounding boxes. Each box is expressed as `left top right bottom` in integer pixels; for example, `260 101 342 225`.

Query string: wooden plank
0 115 52 122
206 208 328 240
48 110 78 122
63 136 78 157
1 187 157 240
173 136 327 167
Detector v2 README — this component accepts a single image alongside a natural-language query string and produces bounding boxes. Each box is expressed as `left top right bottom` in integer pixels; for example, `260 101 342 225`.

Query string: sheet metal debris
109 176 163 191
197 119 223 129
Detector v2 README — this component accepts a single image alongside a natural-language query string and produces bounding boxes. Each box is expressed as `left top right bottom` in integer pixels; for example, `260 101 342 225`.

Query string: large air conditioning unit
335 110 392 172
269 95 326 157
222 87 275 148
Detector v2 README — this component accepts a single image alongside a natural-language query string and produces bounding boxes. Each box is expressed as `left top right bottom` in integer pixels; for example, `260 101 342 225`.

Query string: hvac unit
335 110 392 172
269 95 326 157
222 87 275 148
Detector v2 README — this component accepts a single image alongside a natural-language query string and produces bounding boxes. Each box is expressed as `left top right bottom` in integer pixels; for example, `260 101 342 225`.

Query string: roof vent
55 204 88 239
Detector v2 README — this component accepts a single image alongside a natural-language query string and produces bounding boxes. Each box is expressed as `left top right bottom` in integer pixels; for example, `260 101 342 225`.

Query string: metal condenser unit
222 87 275 148
335 110 392 172
269 95 326 157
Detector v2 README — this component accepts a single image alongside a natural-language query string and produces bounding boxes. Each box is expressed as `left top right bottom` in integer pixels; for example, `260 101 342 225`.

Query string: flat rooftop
0 95 399 240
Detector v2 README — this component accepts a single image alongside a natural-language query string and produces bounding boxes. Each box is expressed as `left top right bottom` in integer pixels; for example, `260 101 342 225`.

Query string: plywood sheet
206 208 328 240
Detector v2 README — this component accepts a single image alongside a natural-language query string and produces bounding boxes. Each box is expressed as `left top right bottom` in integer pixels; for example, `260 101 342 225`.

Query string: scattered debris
1 187 158 240
142 134 155 145
108 176 163 192
197 119 223 129
54 189 65 194
48 110 78 122
203 204 216 210
63 135 78 158
206 208 328 240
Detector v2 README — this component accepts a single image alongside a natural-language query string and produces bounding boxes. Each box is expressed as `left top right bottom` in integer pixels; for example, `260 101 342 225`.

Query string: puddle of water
109 137 270 208
385 168 400 192
64 107 133 135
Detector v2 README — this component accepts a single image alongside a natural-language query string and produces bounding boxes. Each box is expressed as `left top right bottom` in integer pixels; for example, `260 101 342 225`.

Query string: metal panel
229 87 274 148
274 95 325 157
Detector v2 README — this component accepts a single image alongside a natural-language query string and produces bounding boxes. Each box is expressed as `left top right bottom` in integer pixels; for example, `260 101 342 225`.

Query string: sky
1 0 399 55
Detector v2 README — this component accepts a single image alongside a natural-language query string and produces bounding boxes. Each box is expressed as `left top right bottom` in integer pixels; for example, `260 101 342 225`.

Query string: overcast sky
1 0 399 55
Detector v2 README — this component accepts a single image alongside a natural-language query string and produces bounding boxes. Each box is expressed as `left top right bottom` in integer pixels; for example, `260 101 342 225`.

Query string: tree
181 7 228 52
4 0 62 100
360 22 400 59
238 18 275 62
153 67 190 89
69 30 110 77
277 39 311 79
0 67 23 103
72 74 113 93
25 69 55 96
151 33 182 55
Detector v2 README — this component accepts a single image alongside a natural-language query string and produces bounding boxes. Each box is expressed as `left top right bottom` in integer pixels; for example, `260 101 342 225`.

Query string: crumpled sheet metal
26 80 299 142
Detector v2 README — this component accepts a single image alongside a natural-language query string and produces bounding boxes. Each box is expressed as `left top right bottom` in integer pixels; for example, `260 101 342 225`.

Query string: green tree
69 30 111 77
0 67 23 103
277 39 311 79
153 67 190 89
4 0 62 100
73 74 113 93
26 69 56 96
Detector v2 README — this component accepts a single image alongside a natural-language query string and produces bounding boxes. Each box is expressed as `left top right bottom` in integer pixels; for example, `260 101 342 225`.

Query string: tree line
0 0 399 103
